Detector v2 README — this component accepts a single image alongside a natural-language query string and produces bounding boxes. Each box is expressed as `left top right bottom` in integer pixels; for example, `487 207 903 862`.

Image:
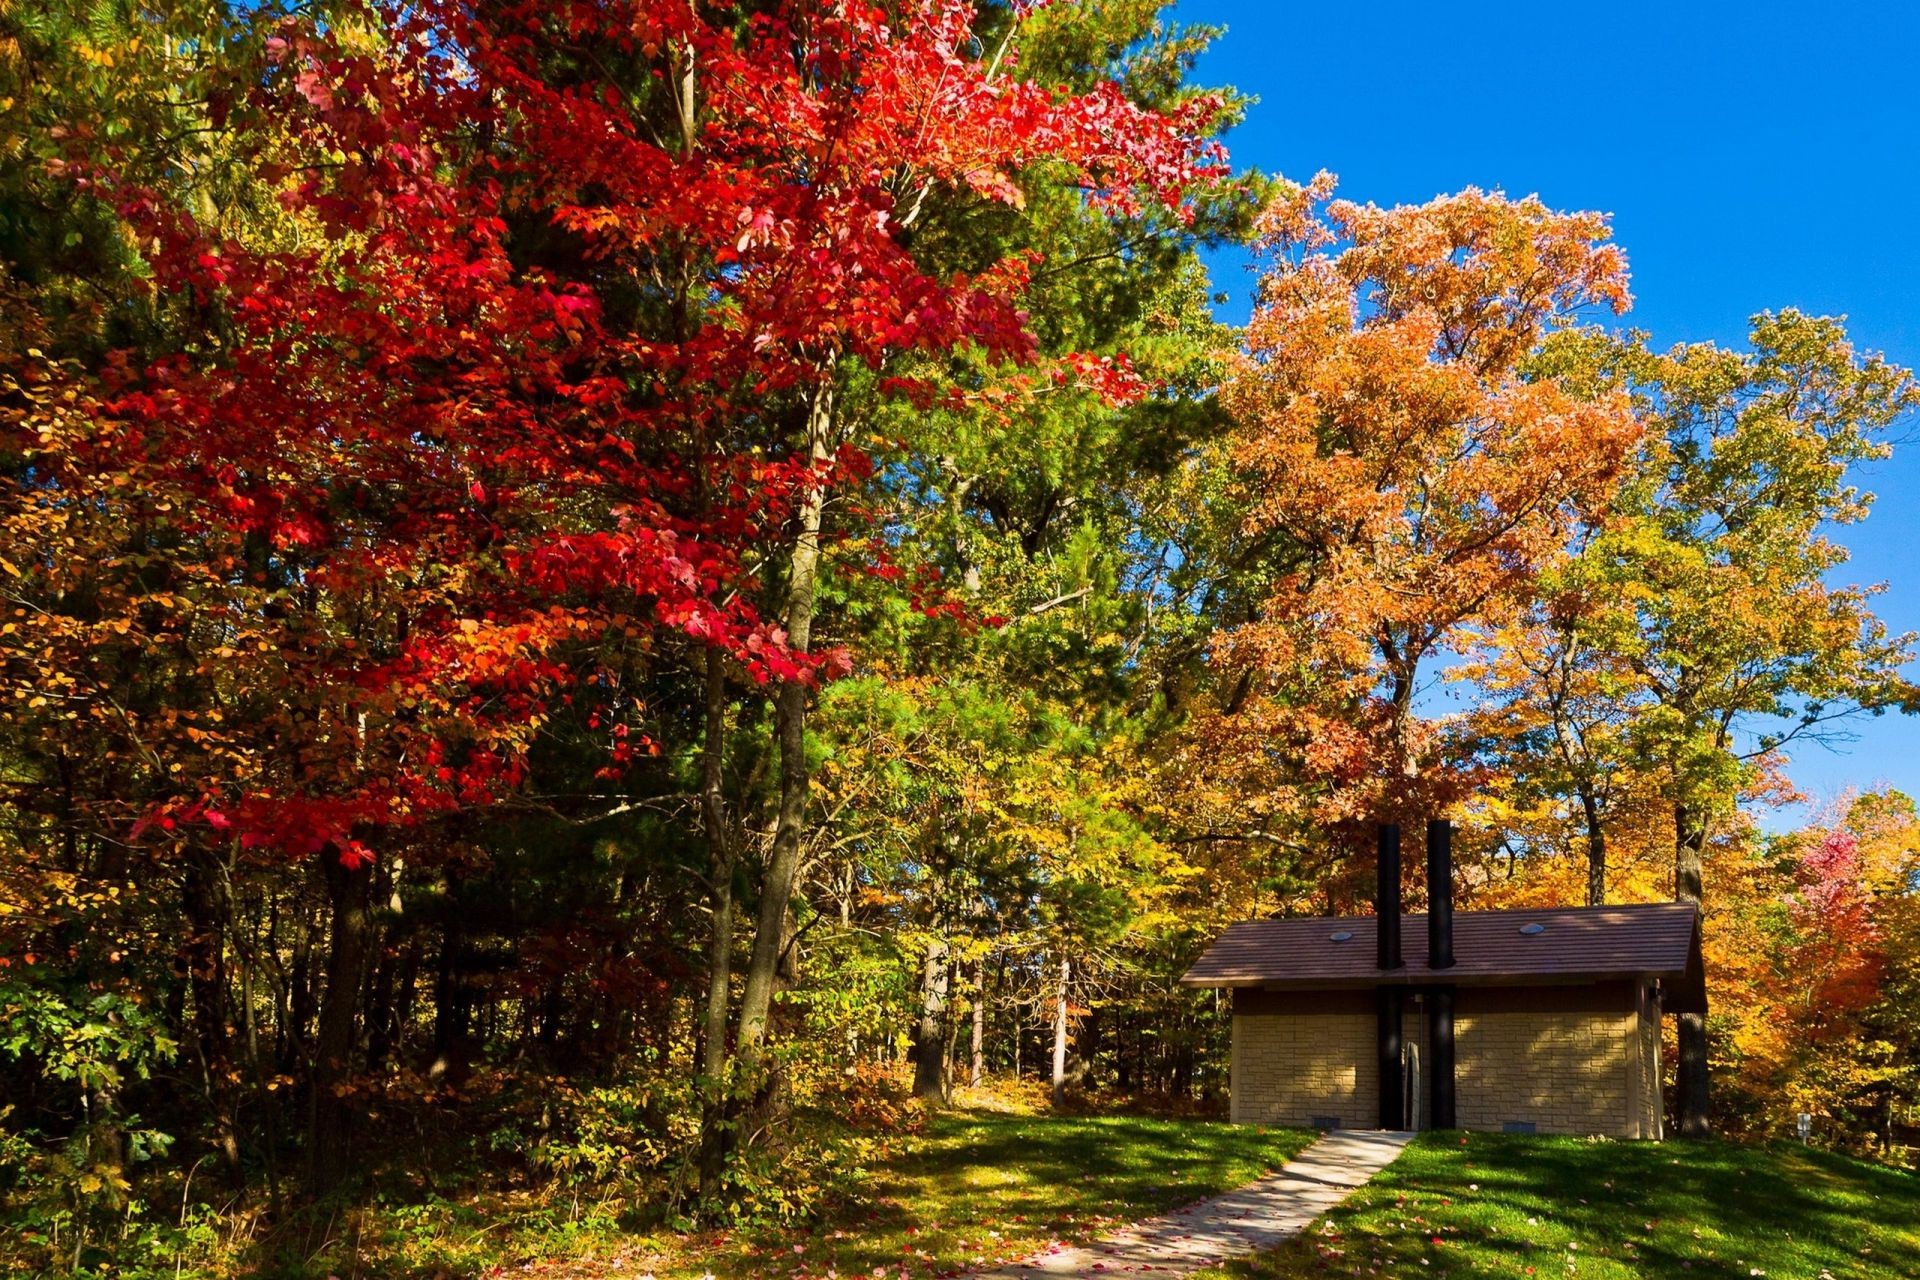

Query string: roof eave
1184 968 1692 991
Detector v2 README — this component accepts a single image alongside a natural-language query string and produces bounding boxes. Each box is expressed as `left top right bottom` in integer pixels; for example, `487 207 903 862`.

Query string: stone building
1181 824 1705 1138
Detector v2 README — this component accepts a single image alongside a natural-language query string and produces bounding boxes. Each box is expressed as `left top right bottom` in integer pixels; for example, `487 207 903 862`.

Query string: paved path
972 1129 1414 1278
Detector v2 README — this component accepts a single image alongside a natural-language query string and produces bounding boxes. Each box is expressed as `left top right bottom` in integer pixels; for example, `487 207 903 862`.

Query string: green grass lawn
661 1108 1317 1279
1198 1133 1920 1280
235 1104 1311 1279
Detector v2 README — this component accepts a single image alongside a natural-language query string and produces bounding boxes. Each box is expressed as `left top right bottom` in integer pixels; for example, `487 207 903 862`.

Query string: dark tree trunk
734 389 831 1072
182 851 241 1172
912 935 951 1101
234 897 284 1212
1011 996 1022 1080
363 858 405 1072
391 937 421 1057
1387 660 1419 780
285 899 316 1069
969 959 985 1089
696 653 740 1193
364 946 397 1070
1050 956 1070 1108
1580 787 1606 907
310 852 373 1193
733 660 808 1066
431 872 471 1068
1674 802 1711 1137
942 981 963 1098
368 926 418 1074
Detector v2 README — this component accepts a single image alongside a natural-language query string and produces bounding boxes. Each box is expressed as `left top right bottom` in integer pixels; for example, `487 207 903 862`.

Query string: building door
1404 992 1432 1130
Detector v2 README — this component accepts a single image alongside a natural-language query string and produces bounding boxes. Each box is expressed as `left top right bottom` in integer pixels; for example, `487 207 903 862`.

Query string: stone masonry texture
1231 981 1664 1138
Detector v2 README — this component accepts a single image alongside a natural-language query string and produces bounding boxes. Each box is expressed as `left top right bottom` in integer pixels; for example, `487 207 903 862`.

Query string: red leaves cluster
1787 829 1884 1025
3 1 1220 869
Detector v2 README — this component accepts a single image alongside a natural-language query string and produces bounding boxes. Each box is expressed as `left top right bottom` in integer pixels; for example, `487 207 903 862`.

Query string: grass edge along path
1193 1131 1920 1280
659 1110 1317 1280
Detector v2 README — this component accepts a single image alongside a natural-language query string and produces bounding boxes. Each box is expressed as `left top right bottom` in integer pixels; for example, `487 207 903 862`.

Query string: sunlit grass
665 1109 1316 1279
1195 1132 1920 1280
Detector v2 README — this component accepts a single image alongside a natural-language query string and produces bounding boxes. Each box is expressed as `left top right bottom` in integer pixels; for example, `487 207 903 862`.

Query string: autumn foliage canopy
1 1 1917 1271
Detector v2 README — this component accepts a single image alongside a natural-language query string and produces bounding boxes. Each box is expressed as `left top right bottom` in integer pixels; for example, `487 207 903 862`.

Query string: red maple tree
4 0 1223 1179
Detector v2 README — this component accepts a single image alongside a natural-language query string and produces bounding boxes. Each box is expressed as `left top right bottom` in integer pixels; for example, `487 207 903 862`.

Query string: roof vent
1519 922 1547 936
1330 930 1354 943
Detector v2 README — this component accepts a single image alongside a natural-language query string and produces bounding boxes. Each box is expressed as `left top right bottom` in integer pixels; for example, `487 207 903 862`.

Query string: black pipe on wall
1427 818 1455 971
1377 822 1408 1130
1429 985 1456 1129
1376 985 1405 1130
1426 817 1457 1129
1377 823 1403 971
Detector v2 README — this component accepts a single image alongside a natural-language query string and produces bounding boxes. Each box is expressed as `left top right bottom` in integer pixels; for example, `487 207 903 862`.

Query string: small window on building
1519 922 1547 936
1311 1115 1342 1130
1503 1120 1538 1135
1330 930 1354 942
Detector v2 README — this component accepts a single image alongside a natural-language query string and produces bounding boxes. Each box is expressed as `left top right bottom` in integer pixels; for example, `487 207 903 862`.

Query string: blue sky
1180 0 1920 826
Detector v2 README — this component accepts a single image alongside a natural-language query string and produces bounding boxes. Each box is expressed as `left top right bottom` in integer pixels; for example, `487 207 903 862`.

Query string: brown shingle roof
1181 902 1705 1013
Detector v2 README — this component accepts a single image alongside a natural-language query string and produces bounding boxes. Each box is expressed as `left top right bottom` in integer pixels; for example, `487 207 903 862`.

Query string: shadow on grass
1206 1133 1920 1280
718 1110 1315 1280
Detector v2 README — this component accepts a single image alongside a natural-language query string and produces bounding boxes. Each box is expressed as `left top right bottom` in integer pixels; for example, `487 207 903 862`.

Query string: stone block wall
1230 989 1377 1128
1452 982 1651 1137
1229 981 1664 1138
1453 1010 1631 1134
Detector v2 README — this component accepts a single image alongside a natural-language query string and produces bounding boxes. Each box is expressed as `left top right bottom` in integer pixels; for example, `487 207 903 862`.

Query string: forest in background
2 1 1919 1275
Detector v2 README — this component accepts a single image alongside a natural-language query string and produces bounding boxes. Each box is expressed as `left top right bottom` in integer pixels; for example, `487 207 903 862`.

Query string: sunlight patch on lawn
1192 1133 1920 1280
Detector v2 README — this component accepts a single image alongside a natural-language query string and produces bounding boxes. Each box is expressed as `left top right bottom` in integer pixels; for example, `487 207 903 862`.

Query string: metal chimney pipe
1376 823 1404 971
1377 986 1406 1130
1375 822 1407 1130
1427 818 1455 971
1429 985 1457 1129
1426 816 1457 1129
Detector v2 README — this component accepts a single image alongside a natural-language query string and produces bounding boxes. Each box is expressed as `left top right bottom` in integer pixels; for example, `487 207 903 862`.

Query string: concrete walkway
972 1129 1414 1278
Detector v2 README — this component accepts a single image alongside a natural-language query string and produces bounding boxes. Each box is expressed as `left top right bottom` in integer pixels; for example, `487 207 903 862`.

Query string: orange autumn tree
1217 177 1641 836
1710 797 1912 1146
1460 558 1678 907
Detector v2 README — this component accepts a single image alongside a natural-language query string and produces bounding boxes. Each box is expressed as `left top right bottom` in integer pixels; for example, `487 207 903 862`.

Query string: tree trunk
363 861 403 1073
235 893 283 1213
310 851 373 1192
1673 801 1711 1137
735 387 832 1068
1580 786 1606 907
913 934 951 1101
696 652 739 1190
182 850 240 1173
391 937 420 1054
942 984 963 1099
1011 998 1021 1080
1072 1006 1101 1094
1050 955 1071 1108
284 898 315 1070
431 881 469 1064
969 960 985 1089
1386 650 1421 780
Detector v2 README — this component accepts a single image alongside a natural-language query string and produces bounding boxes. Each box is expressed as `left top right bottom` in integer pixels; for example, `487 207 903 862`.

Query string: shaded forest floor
268 1101 1313 1280
1195 1131 1920 1280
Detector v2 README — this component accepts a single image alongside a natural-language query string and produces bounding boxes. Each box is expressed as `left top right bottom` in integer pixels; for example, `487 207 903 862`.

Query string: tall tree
1566 313 1918 1134
1462 546 1659 905
1214 176 1640 868
4 0 1224 1194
